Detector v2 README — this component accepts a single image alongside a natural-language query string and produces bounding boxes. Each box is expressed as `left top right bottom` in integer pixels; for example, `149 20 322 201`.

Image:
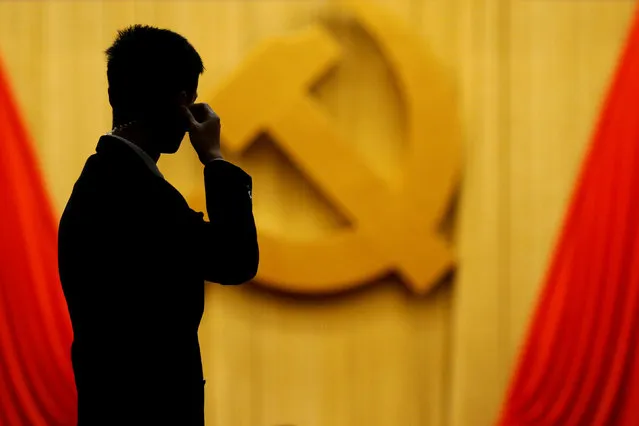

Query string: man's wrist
199 150 223 164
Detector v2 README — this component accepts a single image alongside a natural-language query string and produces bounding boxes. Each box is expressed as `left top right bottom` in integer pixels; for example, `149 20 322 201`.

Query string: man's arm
181 102 258 284
189 159 258 285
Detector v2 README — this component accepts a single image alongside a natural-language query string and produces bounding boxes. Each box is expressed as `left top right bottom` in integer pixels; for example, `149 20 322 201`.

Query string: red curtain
498 5 639 426
0 58 76 425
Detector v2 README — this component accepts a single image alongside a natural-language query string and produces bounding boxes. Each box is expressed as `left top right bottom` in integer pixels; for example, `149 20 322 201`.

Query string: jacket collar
96 135 164 179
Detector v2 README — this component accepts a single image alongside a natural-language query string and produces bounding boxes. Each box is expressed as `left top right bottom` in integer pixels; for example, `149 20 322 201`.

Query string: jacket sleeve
188 159 259 285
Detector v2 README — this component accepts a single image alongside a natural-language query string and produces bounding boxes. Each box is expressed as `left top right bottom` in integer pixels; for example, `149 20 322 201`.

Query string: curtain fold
498 4 639 426
0 57 76 425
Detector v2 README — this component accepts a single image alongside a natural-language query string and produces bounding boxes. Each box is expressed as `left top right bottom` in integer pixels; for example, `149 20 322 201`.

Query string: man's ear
108 87 114 108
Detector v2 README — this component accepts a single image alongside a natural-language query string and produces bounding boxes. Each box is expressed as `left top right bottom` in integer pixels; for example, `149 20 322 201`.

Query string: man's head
106 25 204 153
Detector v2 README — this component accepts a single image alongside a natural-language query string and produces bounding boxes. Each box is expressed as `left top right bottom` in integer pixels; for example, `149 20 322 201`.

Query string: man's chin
160 139 183 154
162 146 180 155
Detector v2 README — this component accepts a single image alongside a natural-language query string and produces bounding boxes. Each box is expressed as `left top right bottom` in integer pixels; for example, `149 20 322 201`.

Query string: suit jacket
58 135 258 425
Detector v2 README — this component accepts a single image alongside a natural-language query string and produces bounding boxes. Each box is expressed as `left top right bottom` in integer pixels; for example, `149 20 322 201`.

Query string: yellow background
0 1 634 425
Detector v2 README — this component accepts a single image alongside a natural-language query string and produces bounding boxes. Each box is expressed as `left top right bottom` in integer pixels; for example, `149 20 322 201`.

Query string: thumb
181 106 199 129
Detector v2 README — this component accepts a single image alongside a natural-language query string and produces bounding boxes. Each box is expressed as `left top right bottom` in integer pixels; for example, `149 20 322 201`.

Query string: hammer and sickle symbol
205 3 461 294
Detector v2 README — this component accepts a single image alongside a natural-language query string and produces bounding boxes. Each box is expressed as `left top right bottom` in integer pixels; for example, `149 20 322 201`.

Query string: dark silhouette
58 26 258 425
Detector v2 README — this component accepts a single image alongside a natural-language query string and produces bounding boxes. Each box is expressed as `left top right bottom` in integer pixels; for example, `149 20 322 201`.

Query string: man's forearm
199 160 258 284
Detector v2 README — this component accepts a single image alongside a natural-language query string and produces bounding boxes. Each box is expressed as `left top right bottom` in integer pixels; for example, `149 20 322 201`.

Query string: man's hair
105 25 204 122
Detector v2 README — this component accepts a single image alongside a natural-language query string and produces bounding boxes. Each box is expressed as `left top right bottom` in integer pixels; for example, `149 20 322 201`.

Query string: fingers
190 103 218 121
182 103 220 135
199 103 217 117
181 106 199 129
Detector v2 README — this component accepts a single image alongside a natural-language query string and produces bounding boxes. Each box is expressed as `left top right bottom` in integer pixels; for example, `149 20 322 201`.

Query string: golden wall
0 1 634 425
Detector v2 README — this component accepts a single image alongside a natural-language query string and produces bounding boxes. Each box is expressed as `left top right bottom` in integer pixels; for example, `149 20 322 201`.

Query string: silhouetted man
58 25 258 426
